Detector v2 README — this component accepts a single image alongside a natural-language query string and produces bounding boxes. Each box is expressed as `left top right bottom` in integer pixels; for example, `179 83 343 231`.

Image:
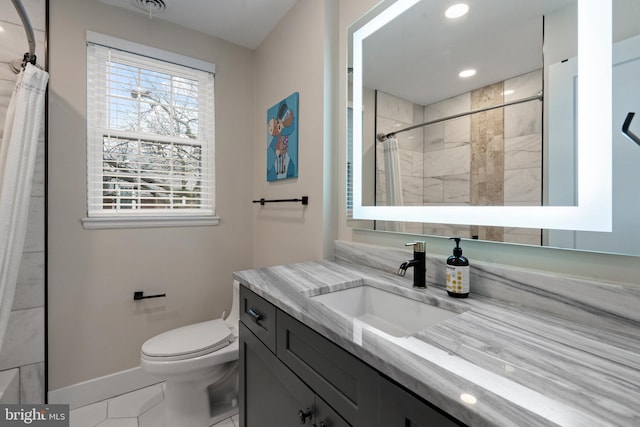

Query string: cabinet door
277 310 378 427
240 322 316 427
379 377 465 427
315 395 351 427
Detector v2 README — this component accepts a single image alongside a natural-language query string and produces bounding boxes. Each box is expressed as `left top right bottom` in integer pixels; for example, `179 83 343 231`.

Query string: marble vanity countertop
234 260 640 427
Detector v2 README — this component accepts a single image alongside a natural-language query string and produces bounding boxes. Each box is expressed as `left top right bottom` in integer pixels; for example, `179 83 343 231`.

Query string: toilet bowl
141 281 241 427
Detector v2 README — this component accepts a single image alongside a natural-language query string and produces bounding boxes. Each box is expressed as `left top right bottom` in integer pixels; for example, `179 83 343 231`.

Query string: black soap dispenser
446 237 469 298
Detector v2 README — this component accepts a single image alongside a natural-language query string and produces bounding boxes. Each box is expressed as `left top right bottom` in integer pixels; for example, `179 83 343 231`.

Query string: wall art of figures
267 92 299 181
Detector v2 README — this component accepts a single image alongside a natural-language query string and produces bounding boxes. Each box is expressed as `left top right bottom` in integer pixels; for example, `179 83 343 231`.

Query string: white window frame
83 32 218 229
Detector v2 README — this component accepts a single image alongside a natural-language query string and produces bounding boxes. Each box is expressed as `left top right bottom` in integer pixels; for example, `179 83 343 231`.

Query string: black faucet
397 241 426 288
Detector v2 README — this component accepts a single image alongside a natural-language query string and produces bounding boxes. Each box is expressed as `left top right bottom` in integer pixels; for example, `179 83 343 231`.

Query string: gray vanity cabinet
239 322 348 427
239 285 465 427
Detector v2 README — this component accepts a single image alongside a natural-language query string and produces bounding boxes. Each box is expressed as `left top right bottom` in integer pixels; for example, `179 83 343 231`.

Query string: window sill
81 215 221 230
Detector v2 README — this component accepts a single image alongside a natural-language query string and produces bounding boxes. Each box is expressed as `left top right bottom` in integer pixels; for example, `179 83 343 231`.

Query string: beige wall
252 0 338 267
337 0 639 286
48 0 255 389
46 0 640 394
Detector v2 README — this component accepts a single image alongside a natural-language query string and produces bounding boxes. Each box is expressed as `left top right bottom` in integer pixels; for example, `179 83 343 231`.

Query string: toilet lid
142 319 233 361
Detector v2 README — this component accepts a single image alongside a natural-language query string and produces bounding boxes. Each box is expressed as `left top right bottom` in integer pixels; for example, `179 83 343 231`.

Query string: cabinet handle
298 408 312 424
247 308 264 324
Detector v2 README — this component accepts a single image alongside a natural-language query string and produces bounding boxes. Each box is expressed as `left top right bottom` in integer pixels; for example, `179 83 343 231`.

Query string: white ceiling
98 0 299 49
361 0 576 106
98 0 577 106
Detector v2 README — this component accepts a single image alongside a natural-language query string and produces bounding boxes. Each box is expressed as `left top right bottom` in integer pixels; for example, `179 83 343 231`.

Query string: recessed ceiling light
0 26 4 33
445 3 469 19
502 90 515 96
459 69 476 78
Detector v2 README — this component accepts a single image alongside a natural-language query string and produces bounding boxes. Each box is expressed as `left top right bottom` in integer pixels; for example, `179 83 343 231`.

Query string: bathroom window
85 35 216 228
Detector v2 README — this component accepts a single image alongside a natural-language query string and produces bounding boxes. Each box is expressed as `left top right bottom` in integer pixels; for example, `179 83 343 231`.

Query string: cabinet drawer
379 375 466 426
240 286 276 353
277 310 378 427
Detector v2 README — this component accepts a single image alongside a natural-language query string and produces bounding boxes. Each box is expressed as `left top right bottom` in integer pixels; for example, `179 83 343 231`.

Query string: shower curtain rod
9 0 37 73
376 93 543 142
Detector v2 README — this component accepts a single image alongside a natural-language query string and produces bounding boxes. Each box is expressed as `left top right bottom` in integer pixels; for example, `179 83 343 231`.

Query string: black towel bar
252 196 309 206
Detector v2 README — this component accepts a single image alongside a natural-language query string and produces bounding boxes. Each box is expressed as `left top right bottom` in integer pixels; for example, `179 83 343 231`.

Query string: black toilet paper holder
133 291 166 301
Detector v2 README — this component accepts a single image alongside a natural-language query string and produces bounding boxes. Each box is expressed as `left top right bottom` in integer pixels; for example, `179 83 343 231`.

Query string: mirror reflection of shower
373 70 543 243
380 134 405 232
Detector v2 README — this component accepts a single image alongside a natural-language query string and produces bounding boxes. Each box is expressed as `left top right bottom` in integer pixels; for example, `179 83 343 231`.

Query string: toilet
140 281 241 427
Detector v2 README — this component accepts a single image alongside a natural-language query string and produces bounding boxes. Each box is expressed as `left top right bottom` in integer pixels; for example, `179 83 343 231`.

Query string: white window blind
86 42 215 221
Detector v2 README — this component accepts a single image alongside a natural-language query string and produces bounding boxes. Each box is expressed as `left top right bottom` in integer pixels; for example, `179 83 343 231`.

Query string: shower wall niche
374 70 542 244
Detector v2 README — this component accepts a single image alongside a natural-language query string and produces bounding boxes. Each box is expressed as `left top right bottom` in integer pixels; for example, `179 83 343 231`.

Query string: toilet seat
142 319 233 362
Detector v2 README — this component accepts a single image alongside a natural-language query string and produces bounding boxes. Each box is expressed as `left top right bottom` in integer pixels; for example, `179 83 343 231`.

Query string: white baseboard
48 366 162 410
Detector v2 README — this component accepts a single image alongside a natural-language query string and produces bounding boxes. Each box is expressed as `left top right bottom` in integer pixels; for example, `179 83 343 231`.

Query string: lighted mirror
350 0 612 232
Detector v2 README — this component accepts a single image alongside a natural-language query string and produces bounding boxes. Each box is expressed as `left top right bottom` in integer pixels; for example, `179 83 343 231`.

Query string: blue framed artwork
267 92 298 181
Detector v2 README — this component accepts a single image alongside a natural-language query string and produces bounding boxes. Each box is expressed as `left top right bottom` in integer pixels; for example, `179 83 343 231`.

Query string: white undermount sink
310 285 459 337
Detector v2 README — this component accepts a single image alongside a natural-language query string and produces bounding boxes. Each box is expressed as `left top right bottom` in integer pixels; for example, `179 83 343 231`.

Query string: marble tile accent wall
470 81 505 207
469 80 505 241
419 70 542 243
0 0 46 404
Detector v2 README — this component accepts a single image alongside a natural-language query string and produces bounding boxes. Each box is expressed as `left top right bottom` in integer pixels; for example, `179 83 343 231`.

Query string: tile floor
69 383 239 427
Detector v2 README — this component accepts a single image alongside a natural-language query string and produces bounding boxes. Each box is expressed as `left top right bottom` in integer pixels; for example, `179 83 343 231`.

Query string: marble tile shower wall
375 70 542 244
375 90 425 234
502 70 543 244
0 0 46 404
422 91 473 238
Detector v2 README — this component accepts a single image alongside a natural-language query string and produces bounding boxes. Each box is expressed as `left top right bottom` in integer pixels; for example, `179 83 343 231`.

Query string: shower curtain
0 64 48 352
382 136 405 232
